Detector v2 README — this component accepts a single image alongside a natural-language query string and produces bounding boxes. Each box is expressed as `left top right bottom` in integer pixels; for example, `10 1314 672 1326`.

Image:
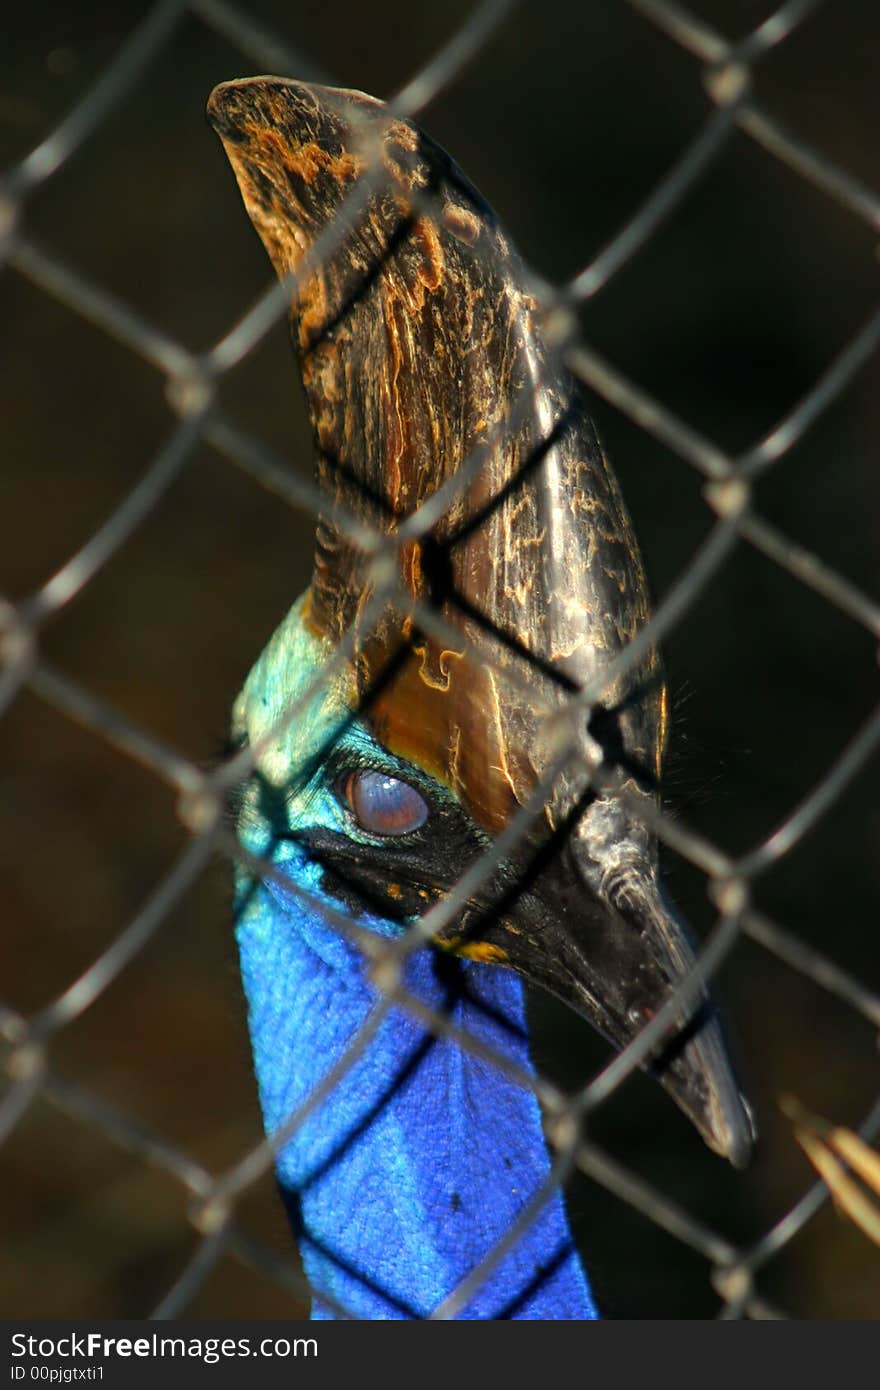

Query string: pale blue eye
343 770 428 836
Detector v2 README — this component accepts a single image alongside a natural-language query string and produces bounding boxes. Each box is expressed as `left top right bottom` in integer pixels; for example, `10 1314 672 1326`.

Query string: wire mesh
2 0 879 1319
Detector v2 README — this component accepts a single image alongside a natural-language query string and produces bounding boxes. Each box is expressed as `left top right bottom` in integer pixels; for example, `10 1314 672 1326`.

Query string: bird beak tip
485 830 757 1167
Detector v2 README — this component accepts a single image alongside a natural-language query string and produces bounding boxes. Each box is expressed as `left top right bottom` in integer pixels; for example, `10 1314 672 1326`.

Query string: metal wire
2 0 879 1322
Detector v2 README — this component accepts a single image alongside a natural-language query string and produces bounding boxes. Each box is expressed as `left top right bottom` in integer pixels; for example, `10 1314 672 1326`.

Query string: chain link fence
2 0 879 1319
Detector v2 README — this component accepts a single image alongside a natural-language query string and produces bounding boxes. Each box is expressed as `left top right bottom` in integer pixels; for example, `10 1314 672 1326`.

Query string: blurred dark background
2 0 878 1318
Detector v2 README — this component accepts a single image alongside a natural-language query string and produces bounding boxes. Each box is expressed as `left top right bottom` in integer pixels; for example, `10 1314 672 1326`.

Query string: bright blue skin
233 597 599 1320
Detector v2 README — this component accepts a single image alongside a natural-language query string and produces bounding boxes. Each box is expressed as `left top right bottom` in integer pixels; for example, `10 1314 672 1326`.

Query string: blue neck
235 863 598 1320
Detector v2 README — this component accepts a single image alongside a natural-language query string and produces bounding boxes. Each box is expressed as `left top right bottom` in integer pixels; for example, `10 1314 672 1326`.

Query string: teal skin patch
233 593 396 954
231 591 461 941
232 592 353 850
233 592 444 847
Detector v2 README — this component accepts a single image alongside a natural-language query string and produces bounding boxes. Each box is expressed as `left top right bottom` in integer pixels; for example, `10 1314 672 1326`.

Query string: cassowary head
209 77 753 1172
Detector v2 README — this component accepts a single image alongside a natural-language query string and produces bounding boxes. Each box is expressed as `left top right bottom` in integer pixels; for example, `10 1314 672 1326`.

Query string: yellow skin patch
436 934 509 965
456 942 509 965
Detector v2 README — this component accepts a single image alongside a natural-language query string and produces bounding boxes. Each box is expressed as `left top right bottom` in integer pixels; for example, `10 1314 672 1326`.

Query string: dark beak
447 800 755 1169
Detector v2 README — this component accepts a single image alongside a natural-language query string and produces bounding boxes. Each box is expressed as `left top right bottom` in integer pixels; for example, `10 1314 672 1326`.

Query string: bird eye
343 769 428 837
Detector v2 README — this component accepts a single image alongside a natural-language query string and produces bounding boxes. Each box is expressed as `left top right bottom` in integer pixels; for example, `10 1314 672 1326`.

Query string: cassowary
208 77 753 1320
